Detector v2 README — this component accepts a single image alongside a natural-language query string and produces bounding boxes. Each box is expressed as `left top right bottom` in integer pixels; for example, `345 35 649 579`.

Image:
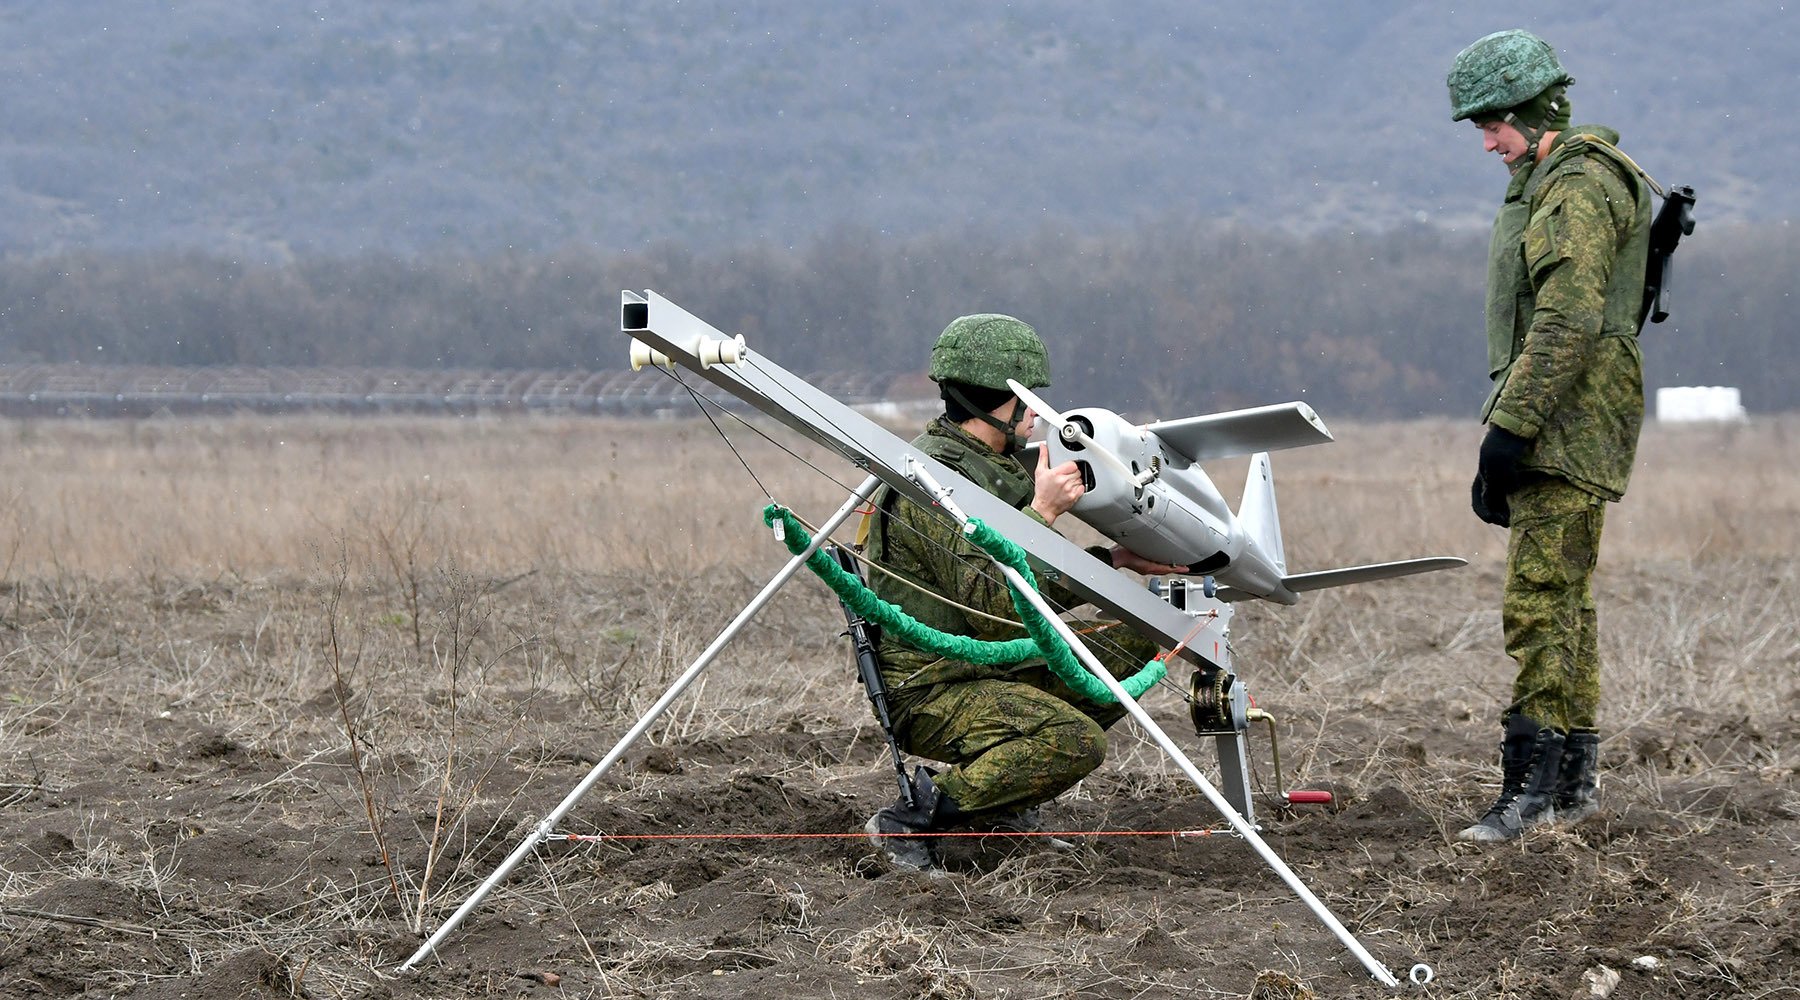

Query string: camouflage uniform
1484 126 1652 731
1503 480 1605 730
862 417 1158 817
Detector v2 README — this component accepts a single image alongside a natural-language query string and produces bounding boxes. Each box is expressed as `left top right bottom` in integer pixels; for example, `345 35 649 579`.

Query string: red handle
1283 790 1334 805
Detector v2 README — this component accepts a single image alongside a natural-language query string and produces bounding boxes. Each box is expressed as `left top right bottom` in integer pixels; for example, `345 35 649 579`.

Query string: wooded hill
0 2 1788 257
1 218 1787 417
0 2 1790 415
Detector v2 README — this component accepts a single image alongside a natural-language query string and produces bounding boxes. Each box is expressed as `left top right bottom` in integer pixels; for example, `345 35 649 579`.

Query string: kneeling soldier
860 314 1184 870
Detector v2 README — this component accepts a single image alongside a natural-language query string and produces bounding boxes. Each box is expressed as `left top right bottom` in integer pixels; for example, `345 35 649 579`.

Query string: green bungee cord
762 504 1166 704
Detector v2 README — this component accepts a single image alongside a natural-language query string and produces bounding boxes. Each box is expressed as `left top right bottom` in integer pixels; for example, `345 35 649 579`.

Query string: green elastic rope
763 505 1166 703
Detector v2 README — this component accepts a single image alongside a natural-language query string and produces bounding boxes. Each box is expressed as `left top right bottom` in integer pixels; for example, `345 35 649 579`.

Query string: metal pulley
1188 665 1248 735
1190 669 1336 810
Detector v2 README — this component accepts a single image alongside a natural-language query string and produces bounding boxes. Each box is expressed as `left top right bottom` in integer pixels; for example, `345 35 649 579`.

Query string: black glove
1471 426 1530 527
1471 474 1505 527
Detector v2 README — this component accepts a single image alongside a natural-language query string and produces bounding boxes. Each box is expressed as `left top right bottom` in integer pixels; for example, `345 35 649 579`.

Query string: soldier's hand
1471 473 1511 527
1471 426 1528 527
1477 426 1529 491
1029 442 1085 525
1109 546 1188 576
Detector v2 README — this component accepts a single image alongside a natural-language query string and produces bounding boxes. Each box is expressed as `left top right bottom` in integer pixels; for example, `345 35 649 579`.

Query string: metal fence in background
0 364 934 419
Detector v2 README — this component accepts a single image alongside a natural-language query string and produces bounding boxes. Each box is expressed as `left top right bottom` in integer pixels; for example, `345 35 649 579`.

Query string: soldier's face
997 397 1037 452
990 397 1035 433
1477 119 1530 165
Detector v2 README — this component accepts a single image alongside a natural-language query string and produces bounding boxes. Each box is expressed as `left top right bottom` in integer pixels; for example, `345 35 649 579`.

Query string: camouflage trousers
1503 478 1607 732
894 623 1160 817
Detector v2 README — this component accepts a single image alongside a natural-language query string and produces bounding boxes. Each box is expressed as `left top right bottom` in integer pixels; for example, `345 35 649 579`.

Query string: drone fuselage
1044 406 1292 603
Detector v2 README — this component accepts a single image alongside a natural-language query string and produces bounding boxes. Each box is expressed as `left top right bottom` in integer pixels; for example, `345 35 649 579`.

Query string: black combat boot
865 766 964 871
1553 730 1601 824
980 805 1075 850
1456 713 1565 842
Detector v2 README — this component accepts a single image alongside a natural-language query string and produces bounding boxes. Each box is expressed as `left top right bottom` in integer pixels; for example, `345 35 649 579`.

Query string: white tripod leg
909 461 1401 988
400 474 881 972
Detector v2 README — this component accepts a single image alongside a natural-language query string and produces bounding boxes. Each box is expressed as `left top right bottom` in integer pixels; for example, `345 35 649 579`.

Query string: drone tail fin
1237 452 1286 578
1216 452 1471 605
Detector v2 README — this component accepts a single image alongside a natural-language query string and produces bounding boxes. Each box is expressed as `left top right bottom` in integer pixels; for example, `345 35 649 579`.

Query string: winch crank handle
1245 708 1334 807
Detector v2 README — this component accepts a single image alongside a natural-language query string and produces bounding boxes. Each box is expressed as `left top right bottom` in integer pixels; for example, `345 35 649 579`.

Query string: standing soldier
859 314 1184 871
1446 30 1655 841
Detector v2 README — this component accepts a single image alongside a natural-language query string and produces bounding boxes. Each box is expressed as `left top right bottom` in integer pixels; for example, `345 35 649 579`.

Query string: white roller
632 335 716 372
697 334 747 369
629 339 671 371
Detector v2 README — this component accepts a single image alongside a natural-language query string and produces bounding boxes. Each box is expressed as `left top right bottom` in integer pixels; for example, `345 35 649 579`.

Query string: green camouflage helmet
929 313 1051 390
1447 29 1574 122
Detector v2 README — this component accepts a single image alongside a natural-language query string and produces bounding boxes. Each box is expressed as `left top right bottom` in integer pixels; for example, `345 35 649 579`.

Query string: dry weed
3 413 1797 999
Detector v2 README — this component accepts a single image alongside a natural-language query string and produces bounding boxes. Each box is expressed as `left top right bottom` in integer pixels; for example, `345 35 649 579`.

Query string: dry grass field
1 412 1795 1000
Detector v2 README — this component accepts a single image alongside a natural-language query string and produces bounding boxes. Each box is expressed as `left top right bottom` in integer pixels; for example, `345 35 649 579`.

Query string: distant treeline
0 218 1789 418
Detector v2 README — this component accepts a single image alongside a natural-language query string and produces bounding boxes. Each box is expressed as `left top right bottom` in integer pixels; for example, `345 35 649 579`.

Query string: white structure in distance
1655 386 1746 422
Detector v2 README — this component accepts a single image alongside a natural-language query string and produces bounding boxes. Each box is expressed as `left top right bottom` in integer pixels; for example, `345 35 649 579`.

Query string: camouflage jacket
1483 125 1653 501
861 418 1101 707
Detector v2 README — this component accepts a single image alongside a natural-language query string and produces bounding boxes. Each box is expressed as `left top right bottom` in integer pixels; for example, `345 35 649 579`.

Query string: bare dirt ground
1 416 1796 999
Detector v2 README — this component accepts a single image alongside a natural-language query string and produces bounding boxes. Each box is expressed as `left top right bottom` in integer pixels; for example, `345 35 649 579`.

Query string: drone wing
1144 403 1332 463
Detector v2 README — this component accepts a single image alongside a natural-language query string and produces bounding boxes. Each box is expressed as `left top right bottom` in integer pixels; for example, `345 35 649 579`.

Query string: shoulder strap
1562 132 1665 197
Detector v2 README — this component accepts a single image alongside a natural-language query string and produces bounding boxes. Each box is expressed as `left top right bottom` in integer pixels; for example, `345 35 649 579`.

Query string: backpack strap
1563 132 1666 198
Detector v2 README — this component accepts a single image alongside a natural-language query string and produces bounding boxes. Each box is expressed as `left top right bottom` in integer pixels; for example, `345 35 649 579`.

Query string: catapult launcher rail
402 290 1455 989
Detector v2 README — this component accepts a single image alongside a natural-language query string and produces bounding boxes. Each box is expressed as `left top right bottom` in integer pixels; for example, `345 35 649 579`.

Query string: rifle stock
825 544 916 808
1640 184 1697 330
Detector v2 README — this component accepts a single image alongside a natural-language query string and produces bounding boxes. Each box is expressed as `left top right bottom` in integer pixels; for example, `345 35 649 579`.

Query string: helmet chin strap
997 397 1031 454
944 385 1030 454
1501 97 1561 172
